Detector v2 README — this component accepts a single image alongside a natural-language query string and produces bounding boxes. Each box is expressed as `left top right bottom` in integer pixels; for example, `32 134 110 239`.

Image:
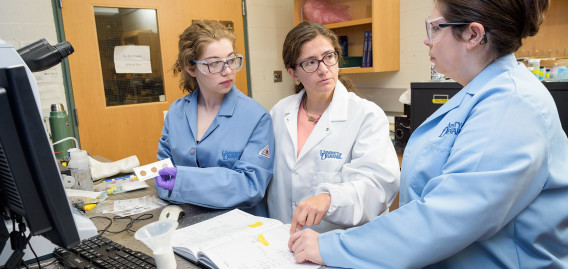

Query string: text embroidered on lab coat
320 150 343 160
439 122 462 137
222 150 241 160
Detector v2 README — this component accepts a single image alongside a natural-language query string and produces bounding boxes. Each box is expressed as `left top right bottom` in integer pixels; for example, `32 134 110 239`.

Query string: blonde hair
173 20 236 93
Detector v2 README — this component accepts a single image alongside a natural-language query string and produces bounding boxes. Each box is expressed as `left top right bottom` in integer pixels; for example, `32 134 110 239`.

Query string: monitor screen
0 65 80 262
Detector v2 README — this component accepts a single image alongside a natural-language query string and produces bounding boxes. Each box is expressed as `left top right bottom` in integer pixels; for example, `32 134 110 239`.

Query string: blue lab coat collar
182 86 239 141
463 53 518 95
421 54 518 128
183 86 238 116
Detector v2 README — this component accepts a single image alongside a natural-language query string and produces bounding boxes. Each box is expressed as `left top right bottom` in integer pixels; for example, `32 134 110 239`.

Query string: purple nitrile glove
155 166 177 191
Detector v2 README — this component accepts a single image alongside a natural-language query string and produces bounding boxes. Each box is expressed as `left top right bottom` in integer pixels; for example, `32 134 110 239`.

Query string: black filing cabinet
408 81 568 135
546 82 568 131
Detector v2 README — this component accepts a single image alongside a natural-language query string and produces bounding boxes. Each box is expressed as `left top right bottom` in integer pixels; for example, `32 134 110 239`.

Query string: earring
295 80 300 85
480 33 488 45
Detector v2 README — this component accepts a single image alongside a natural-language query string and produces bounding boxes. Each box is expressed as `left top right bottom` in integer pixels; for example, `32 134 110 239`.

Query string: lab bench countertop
83 178 228 269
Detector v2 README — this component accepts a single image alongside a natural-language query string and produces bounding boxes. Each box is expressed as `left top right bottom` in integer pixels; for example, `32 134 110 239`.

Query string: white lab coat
267 81 400 233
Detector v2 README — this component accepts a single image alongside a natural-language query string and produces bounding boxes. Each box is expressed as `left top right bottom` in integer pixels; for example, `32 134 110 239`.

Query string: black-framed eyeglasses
190 54 244 76
295 51 339 73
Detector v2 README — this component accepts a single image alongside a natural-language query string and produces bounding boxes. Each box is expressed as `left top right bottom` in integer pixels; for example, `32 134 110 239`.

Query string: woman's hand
290 193 331 233
155 166 177 191
289 229 324 265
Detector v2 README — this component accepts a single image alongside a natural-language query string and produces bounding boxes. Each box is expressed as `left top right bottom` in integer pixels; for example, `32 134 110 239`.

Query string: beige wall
0 0 67 119
247 0 435 114
245 0 296 110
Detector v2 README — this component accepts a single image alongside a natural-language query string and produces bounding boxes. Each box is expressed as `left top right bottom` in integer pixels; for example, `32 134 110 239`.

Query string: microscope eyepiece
17 38 74 72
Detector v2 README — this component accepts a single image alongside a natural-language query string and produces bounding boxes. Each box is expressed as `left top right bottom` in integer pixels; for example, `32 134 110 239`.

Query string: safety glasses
425 16 471 44
190 54 244 76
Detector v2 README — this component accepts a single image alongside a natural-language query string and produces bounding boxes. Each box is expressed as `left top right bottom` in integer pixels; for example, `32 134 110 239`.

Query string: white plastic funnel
134 220 178 269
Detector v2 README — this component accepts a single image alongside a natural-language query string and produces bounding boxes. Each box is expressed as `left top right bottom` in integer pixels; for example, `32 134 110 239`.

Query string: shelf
339 67 375 74
324 18 372 29
292 0 400 74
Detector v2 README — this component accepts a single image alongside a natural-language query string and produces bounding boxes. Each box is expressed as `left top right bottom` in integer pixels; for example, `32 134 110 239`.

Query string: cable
116 214 154 233
52 137 79 149
91 214 153 236
26 234 42 269
16 234 34 269
20 259 30 269
90 216 113 236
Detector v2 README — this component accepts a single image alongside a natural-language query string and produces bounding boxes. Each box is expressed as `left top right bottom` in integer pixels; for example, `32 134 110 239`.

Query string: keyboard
53 235 156 269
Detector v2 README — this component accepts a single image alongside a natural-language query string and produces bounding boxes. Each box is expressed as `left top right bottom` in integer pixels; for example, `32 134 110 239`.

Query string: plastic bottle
68 150 93 191
431 63 445 81
546 68 551 79
528 58 541 79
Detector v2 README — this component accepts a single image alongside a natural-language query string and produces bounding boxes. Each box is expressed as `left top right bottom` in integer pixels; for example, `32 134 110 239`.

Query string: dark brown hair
436 0 549 64
172 20 236 93
282 21 355 93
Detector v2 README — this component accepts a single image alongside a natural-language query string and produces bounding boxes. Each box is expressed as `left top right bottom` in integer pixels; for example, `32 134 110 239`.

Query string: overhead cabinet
292 0 400 74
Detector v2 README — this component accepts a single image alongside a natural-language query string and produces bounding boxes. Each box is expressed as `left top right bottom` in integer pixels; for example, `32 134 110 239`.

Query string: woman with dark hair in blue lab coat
154 20 274 217
288 0 568 267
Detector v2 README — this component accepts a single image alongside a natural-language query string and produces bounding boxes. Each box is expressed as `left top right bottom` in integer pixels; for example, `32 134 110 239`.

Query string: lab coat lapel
419 55 517 130
184 90 199 141
419 87 467 129
297 82 348 162
199 86 237 142
283 91 304 159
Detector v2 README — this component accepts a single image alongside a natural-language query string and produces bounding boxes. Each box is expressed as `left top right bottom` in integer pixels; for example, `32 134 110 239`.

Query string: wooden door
61 0 248 165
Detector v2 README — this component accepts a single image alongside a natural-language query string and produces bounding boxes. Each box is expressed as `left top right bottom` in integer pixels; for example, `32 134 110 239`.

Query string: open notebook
171 209 321 269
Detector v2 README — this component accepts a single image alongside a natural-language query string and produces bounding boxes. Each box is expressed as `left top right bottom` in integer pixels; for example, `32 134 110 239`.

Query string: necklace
301 95 322 124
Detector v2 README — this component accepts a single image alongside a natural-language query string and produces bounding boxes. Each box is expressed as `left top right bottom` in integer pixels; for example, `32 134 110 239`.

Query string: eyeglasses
425 16 470 44
295 51 339 73
190 54 244 75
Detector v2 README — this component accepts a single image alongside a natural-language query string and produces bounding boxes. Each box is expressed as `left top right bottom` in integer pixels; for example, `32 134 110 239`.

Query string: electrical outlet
273 71 282 83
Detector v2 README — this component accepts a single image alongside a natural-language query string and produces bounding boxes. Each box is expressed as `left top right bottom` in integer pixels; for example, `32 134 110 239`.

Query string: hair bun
521 0 550 38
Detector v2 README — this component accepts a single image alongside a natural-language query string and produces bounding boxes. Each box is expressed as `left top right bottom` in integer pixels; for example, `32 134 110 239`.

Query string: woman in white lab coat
267 21 400 233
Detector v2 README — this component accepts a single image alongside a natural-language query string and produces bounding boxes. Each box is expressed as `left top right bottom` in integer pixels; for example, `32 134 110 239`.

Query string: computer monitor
0 65 80 265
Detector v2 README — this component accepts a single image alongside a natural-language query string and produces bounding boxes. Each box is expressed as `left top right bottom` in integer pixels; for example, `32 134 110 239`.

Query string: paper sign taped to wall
114 45 152 74
133 158 173 181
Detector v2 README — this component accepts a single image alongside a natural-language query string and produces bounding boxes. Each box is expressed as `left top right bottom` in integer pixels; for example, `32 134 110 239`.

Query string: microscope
17 38 74 72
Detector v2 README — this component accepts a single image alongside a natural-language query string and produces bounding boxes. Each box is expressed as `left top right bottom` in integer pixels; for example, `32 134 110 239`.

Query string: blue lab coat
155 86 274 216
319 54 568 268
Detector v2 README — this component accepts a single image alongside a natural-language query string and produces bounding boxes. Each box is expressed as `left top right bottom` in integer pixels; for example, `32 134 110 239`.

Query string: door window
94 7 165 106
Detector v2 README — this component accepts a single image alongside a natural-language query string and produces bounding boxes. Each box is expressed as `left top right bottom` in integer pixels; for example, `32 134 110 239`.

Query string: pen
105 175 136 182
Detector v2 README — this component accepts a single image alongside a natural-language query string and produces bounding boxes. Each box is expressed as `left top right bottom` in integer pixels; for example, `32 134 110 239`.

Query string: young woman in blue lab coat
267 22 400 233
154 20 274 217
288 0 568 267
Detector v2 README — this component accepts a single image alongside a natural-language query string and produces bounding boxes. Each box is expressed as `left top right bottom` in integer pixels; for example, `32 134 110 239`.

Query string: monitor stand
0 206 97 266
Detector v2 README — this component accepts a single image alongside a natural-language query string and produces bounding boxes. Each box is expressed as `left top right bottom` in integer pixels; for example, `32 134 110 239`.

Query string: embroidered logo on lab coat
259 145 270 158
439 122 462 137
320 150 342 160
222 150 241 160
